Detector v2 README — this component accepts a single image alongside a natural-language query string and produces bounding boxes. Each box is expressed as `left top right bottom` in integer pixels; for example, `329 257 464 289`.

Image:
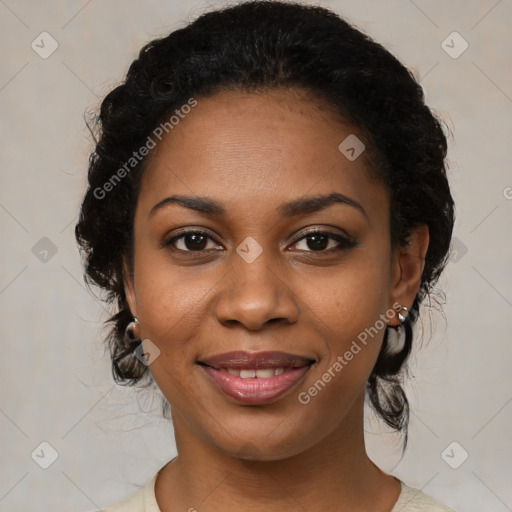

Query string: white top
100 465 454 512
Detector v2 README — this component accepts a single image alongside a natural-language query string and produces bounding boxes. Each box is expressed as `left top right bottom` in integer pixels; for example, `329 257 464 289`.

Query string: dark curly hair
75 0 454 445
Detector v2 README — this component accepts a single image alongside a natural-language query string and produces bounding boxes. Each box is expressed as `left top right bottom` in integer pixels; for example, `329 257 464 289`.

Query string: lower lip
201 365 312 405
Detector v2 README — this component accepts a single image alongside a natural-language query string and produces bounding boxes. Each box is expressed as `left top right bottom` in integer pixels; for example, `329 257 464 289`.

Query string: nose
214 250 300 331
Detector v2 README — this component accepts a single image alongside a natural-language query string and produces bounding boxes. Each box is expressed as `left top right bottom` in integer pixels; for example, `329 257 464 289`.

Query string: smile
197 350 315 405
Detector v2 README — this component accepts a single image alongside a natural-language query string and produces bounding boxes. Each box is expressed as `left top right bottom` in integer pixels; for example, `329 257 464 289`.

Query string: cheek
311 295 386 398
294 274 388 429
305 252 391 332
131 258 214 402
134 254 211 334
133 262 212 410
300 253 391 385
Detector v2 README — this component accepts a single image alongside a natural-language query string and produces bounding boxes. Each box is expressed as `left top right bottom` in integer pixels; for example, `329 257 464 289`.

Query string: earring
125 317 141 343
396 304 409 324
385 304 408 355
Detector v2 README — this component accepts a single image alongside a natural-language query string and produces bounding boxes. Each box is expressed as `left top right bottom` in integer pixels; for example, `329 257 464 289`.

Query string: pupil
308 234 327 251
187 233 207 250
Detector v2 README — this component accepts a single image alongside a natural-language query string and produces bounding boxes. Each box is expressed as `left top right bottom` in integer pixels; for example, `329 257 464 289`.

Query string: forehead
137 88 387 221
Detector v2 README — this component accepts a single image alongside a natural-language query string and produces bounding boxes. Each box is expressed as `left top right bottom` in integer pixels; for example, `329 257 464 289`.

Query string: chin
213 431 315 463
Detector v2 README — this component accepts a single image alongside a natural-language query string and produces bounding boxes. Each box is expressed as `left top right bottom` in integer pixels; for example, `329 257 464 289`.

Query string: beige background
1 0 511 510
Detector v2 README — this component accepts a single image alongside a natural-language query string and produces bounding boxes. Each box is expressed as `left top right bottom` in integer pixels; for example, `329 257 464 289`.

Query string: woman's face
124 87 426 460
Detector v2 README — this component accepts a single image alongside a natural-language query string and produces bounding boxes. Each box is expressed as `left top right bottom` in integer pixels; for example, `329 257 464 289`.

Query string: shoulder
391 480 455 512
100 487 144 512
99 470 161 512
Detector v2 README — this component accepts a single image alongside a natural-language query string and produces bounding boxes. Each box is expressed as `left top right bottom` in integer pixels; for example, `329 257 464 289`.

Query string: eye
163 230 223 252
289 229 356 253
163 228 356 254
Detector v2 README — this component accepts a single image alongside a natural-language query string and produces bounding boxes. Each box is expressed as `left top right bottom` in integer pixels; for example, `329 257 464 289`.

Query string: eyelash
162 228 357 254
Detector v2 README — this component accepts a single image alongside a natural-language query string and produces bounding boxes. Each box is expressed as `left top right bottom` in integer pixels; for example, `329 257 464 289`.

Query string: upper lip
198 350 315 370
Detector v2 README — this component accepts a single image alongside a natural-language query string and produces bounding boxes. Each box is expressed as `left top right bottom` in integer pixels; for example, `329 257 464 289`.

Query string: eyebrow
149 192 367 219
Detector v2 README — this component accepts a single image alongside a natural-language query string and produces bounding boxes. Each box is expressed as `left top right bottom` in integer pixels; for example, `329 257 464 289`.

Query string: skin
123 87 429 511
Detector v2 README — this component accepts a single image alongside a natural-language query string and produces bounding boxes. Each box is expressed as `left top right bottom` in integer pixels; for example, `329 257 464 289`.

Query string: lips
197 350 315 405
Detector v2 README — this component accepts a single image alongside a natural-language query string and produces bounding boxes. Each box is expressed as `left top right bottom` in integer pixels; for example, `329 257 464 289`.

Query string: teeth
255 368 275 378
225 368 285 378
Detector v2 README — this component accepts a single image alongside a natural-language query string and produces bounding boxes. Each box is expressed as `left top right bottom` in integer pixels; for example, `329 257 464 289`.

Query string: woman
75 1 455 510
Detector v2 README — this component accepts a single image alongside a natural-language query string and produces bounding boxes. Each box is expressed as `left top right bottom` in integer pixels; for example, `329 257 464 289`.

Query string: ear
123 256 138 318
388 225 429 326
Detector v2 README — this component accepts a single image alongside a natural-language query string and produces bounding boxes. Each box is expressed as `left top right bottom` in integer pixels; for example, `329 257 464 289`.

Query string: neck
155 394 401 512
